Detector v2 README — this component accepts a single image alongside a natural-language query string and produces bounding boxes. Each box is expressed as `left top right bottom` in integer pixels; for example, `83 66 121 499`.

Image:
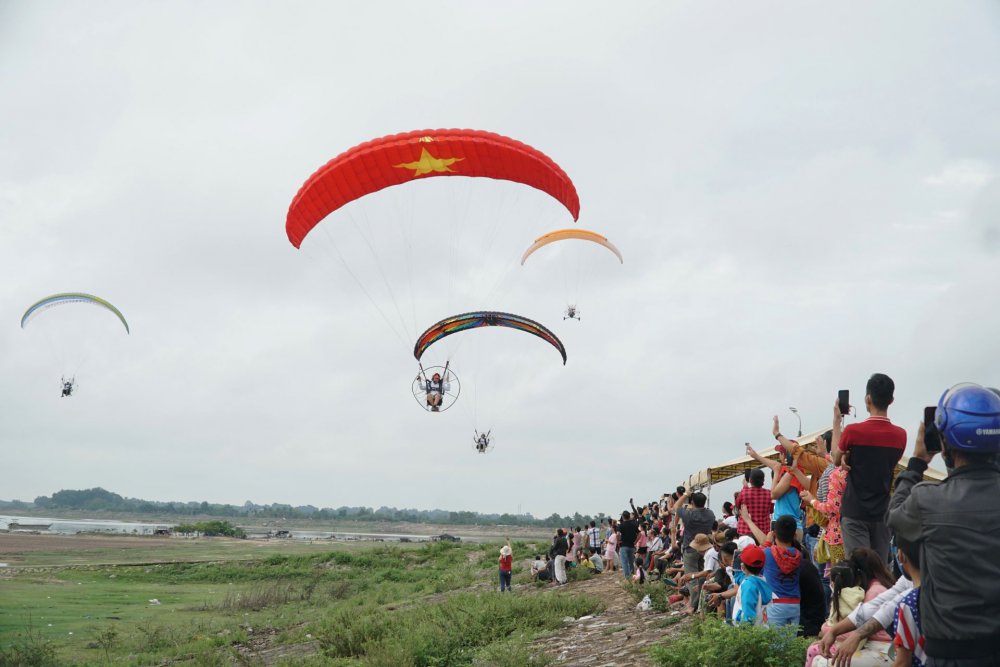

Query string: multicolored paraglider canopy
21 293 130 334
286 129 581 248
414 311 567 365
520 229 623 265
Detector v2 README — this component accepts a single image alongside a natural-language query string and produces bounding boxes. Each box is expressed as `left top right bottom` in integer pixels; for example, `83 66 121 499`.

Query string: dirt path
528 573 690 667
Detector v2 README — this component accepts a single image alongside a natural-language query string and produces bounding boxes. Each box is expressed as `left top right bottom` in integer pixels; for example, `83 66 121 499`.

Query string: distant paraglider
520 229 623 266
21 293 129 396
474 429 492 454
521 229 622 321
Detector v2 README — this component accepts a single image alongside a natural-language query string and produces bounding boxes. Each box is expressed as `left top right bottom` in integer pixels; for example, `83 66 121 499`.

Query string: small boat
9 522 52 531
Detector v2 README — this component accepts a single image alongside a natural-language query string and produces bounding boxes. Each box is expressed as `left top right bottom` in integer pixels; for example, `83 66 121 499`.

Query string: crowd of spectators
519 374 1000 667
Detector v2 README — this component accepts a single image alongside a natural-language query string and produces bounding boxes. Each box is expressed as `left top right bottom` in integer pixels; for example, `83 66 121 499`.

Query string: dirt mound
528 573 690 666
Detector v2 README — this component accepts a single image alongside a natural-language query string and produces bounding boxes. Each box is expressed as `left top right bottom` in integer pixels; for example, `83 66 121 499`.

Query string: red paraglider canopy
286 129 580 248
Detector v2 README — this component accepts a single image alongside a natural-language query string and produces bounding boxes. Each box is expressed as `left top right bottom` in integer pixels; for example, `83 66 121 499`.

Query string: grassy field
0 535 601 666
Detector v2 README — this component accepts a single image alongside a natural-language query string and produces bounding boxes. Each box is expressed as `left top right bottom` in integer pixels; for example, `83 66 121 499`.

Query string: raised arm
771 469 793 499
739 504 768 545
831 399 846 465
746 443 780 474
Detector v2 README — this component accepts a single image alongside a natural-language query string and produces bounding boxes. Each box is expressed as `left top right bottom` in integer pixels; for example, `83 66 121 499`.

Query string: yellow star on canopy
394 148 464 177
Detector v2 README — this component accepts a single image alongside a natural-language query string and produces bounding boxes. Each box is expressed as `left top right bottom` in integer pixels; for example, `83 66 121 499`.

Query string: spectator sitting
589 551 604 573
824 562 865 633
678 533 714 614
531 555 551 582
809 571 913 666
890 536 924 667
703 541 736 618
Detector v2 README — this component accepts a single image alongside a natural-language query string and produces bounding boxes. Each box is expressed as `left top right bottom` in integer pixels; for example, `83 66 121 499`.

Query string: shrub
649 618 810 667
0 626 59 667
317 592 603 665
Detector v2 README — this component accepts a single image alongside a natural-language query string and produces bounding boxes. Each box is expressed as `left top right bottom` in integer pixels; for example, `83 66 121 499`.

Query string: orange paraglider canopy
286 129 580 248
520 229 623 265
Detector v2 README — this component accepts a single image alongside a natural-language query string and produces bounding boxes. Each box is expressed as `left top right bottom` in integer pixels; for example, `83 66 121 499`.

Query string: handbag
814 536 832 564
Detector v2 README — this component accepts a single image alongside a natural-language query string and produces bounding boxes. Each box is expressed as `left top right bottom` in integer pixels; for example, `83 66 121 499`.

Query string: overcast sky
2 2 999 518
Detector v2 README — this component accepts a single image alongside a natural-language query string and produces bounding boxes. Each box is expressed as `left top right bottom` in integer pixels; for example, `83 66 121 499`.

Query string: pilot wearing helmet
888 383 1000 667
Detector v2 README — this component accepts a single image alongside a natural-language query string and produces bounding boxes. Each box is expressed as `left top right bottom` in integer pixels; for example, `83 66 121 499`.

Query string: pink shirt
813 467 847 546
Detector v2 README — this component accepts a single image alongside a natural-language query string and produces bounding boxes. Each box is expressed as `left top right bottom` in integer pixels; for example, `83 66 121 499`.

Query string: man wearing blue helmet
887 383 1000 667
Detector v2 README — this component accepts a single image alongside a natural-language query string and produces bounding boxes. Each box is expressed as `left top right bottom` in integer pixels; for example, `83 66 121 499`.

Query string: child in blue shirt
733 544 773 625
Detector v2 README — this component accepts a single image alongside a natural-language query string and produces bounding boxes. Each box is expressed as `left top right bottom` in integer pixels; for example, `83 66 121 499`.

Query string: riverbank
0 511 555 541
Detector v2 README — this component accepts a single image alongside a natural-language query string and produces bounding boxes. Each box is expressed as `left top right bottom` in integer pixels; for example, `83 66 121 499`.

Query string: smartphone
838 390 850 416
924 406 942 453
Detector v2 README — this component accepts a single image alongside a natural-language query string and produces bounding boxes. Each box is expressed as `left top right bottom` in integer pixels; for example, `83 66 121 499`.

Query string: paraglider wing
21 293 130 334
413 311 567 365
520 229 624 265
286 129 581 248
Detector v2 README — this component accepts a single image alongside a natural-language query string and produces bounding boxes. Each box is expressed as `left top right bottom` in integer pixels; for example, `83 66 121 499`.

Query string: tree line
0 488 601 529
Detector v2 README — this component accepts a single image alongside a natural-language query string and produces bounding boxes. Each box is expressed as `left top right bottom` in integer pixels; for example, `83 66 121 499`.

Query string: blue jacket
733 572 773 625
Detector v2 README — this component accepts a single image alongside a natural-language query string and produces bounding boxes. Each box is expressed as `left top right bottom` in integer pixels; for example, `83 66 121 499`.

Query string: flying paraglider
286 129 580 249
520 229 622 321
519 229 623 266
21 293 129 396
474 429 492 454
413 311 567 366
412 365 460 413
21 293 130 333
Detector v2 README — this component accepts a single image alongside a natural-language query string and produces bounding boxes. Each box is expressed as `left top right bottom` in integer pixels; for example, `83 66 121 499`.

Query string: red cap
741 544 765 568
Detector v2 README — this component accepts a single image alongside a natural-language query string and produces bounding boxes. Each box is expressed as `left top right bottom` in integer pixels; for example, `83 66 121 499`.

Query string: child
746 443 808 539
891 537 924 667
733 544 772 625
825 562 865 631
740 510 804 629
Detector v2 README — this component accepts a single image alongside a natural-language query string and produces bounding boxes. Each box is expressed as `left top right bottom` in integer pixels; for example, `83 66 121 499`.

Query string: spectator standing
587 520 600 554
887 383 1000 666
832 374 906 561
733 544 772 625
498 539 513 592
603 523 619 572
777 422 835 560
550 529 569 585
746 443 806 537
618 510 639 579
735 468 773 538
802 463 847 565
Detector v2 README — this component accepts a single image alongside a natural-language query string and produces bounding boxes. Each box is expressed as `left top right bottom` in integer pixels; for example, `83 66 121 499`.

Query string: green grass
0 538 596 666
649 618 811 667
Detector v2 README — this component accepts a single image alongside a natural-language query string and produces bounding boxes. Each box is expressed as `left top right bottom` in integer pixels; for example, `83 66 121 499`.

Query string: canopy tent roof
686 428 945 490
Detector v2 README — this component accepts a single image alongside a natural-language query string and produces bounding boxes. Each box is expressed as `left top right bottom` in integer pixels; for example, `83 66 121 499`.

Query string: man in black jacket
887 383 1000 666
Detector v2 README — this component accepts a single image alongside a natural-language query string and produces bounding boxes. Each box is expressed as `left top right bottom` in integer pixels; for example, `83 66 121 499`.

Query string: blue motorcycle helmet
935 383 1000 453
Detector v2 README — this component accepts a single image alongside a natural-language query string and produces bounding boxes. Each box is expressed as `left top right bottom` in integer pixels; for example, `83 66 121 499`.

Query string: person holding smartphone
831 373 906 562
888 383 1000 666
